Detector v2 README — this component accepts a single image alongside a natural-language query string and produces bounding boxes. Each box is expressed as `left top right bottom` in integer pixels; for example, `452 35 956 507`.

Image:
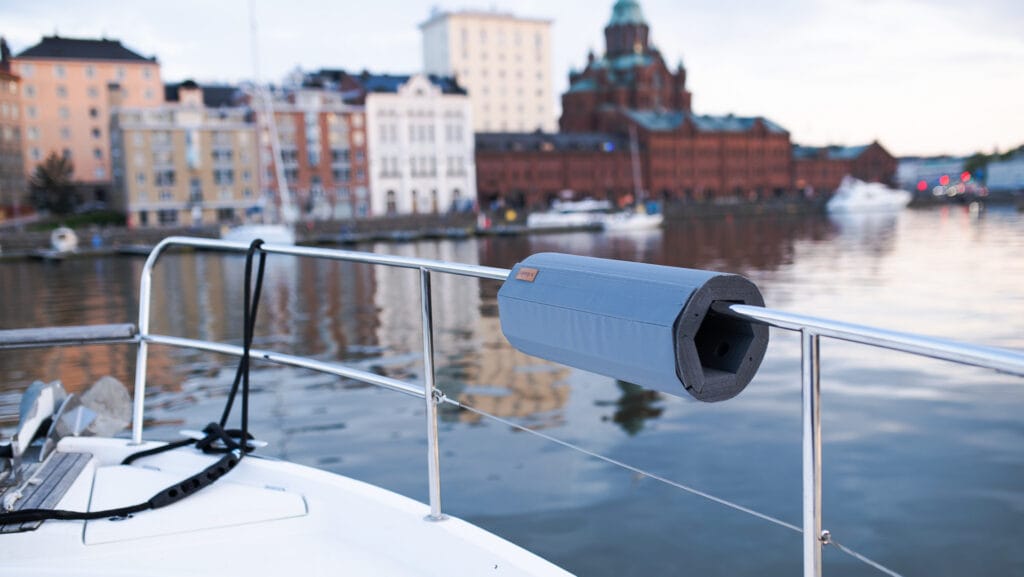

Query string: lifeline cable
453 399 906 577
0 239 268 525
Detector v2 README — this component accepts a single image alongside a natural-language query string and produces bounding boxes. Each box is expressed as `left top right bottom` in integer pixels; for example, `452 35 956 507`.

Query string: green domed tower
605 0 650 57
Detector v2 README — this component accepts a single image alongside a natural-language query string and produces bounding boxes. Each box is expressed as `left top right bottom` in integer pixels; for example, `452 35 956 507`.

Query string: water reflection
595 381 665 436
0 208 1022 577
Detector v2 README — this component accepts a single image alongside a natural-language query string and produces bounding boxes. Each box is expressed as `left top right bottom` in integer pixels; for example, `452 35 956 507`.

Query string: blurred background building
0 39 24 220
420 8 555 133
10 35 163 205
110 81 258 227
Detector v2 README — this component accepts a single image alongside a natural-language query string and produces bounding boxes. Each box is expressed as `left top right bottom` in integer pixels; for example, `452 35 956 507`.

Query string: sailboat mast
629 124 643 204
250 1 295 224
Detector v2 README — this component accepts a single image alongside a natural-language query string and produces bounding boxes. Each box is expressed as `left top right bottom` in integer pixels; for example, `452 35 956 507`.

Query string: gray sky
3 0 1022 156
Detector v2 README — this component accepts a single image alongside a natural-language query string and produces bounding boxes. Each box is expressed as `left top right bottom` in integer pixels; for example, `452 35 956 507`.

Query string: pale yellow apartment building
111 81 260 228
421 8 555 133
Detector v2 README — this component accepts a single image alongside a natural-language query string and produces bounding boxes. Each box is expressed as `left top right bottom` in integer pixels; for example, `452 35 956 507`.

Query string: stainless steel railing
128 236 1024 577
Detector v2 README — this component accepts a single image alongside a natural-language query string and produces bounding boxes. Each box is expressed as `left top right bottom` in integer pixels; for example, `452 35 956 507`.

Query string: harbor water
1 206 1022 576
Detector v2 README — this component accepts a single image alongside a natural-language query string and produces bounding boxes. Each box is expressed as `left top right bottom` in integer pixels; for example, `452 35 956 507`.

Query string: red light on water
917 180 928 191
960 171 971 182
939 175 950 186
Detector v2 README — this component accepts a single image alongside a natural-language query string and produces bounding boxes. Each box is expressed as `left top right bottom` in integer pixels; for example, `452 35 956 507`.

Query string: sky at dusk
2 0 1022 157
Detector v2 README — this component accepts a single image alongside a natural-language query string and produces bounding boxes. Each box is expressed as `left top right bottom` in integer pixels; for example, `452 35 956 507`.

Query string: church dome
608 0 647 26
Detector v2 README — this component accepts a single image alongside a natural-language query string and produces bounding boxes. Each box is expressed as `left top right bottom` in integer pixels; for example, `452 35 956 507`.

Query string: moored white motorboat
525 199 610 230
601 208 664 232
826 176 912 214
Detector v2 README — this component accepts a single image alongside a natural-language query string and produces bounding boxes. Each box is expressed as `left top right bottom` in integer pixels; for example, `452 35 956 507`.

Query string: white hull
221 223 296 245
526 211 603 229
4 437 572 577
827 176 911 214
602 212 663 231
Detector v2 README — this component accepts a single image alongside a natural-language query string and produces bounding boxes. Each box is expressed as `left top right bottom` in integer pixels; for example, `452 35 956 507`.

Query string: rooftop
419 8 552 28
792 144 872 160
164 82 243 108
307 69 466 96
624 109 789 135
476 132 629 153
15 35 156 62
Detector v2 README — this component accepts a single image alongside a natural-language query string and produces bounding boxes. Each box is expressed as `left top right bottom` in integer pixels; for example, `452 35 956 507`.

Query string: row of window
459 27 544 49
24 125 103 141
22 84 155 101
18 63 155 81
279 167 365 183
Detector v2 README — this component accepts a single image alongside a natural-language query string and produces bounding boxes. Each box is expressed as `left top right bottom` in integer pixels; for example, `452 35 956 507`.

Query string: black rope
0 239 267 526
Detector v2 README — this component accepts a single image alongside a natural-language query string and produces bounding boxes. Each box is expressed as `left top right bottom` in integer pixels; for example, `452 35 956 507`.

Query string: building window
157 209 178 225
30 148 41 161
143 68 152 80
24 85 35 98
92 127 101 139
190 178 203 202
155 169 176 186
58 106 70 119
55 65 66 78
217 208 235 223
93 148 103 160
116 67 126 80
56 85 68 98
85 65 95 79
88 86 99 98
60 127 71 140
213 169 234 185
18 63 33 77
89 107 99 119
136 172 146 185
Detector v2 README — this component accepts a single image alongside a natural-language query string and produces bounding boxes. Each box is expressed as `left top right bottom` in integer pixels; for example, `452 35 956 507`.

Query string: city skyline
2 0 1022 157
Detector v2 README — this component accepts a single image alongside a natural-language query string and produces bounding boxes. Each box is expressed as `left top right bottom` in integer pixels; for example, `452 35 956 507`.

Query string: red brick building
793 141 898 194
476 133 633 209
258 88 371 219
476 0 794 208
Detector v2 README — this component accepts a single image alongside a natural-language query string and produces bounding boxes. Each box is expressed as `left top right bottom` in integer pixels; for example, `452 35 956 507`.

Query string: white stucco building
365 74 475 216
420 8 555 133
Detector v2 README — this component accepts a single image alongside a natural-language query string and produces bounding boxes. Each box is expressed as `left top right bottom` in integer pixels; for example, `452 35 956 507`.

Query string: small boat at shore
2 237 1022 577
527 199 663 232
826 176 912 214
525 199 610 230
601 207 664 231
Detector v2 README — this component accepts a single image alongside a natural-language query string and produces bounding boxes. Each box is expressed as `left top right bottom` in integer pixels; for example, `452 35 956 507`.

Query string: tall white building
365 74 476 216
420 8 554 133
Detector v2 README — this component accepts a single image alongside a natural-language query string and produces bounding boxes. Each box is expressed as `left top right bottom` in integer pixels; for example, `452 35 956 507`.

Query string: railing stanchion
420 268 446 521
801 330 823 577
130 240 168 445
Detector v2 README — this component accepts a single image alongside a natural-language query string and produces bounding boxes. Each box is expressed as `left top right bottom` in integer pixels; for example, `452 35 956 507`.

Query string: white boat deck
3 437 572 577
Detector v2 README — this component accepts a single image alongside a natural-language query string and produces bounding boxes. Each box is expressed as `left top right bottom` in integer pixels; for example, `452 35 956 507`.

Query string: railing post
801 330 823 577
130 246 161 445
420 268 446 521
